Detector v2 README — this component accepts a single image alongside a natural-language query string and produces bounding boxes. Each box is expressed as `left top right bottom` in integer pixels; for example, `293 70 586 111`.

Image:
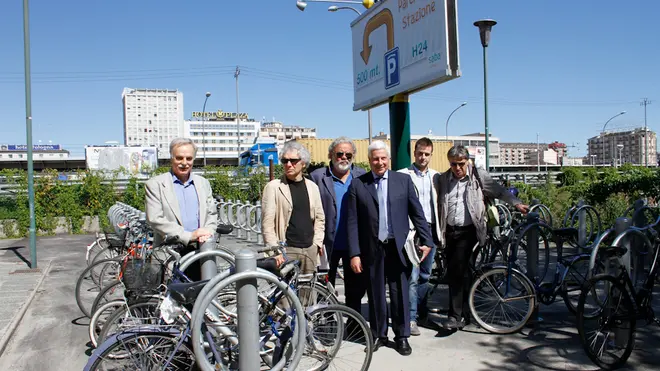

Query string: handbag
472 167 500 229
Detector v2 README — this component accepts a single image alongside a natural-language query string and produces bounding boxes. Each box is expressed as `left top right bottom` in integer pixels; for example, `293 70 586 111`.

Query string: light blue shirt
372 170 393 238
171 172 200 233
411 165 434 224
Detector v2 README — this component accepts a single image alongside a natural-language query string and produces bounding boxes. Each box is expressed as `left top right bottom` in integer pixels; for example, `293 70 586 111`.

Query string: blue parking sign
384 47 400 90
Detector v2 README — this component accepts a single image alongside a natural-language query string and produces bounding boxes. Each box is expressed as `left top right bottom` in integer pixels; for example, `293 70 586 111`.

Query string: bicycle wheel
294 304 373 371
84 330 196 371
89 299 125 348
90 280 126 318
97 297 162 346
577 274 636 370
297 281 340 308
75 258 122 318
469 266 536 334
86 237 109 267
561 255 604 315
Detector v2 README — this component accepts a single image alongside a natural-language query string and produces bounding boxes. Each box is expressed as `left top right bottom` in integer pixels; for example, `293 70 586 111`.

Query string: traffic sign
351 0 460 111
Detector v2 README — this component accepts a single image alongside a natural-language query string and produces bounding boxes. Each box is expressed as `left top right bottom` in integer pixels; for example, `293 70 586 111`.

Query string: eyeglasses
450 161 468 168
281 158 301 165
335 152 353 160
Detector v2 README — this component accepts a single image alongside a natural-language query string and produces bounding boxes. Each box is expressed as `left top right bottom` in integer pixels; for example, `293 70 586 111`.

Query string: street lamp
328 5 361 14
601 111 626 166
445 102 467 140
296 0 373 11
202 92 211 167
617 144 624 168
326 4 371 142
474 19 497 170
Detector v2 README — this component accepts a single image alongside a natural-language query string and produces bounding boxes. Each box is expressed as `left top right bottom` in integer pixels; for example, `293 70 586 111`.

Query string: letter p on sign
384 47 400 90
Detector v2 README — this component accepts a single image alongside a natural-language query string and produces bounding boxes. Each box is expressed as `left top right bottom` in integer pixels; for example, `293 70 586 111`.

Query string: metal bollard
244 201 252 242
631 200 647 288
612 217 632 348
235 248 259 371
526 212 541 324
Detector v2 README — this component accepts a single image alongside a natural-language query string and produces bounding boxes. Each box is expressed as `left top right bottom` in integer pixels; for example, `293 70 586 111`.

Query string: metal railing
216 198 263 245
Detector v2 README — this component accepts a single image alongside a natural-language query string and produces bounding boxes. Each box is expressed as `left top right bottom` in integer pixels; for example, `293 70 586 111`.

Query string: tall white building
184 109 260 159
122 88 184 158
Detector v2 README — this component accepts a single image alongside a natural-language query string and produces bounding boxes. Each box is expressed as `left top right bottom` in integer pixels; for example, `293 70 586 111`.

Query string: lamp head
461 102 467 106
474 19 497 47
328 5 338 12
205 92 211 98
296 1 307 11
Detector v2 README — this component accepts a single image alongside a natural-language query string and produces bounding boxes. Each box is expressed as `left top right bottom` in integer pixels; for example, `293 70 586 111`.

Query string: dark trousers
329 249 366 316
180 244 201 282
366 239 411 340
445 225 477 321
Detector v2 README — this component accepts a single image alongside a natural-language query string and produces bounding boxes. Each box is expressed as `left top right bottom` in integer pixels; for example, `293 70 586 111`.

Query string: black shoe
443 317 466 330
371 337 388 352
395 338 412 356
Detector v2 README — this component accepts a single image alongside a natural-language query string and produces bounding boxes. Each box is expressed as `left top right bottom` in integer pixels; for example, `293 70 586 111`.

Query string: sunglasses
450 161 468 167
281 158 301 165
335 151 353 160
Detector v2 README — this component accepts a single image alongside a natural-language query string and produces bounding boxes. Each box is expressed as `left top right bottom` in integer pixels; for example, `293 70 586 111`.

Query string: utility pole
235 66 241 163
536 133 540 172
23 0 37 268
641 98 652 166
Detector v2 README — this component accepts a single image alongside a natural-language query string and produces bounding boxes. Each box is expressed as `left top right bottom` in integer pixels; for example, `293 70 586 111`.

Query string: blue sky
0 0 657 157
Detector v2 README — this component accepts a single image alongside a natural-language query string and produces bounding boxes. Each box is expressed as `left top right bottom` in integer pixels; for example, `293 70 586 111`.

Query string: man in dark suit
346 140 433 356
309 138 366 317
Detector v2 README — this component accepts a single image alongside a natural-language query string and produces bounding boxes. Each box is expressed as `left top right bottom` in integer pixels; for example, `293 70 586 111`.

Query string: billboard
351 0 460 111
85 146 158 175
466 146 486 169
5 144 62 151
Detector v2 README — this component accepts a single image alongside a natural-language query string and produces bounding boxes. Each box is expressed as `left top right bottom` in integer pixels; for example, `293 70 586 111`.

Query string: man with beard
262 141 325 274
310 137 366 314
145 137 218 281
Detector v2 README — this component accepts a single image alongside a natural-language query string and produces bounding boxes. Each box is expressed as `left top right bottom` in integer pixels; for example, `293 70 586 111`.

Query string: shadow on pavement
0 245 32 268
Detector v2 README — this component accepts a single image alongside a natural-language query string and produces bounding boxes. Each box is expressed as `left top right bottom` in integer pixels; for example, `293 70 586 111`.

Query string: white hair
327 137 357 157
280 141 311 166
169 137 198 156
367 140 390 159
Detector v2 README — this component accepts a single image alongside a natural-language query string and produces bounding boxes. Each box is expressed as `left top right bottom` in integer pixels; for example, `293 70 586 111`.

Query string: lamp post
23 0 37 269
601 111 626 166
296 0 373 11
326 5 372 142
474 19 497 170
445 102 467 141
202 92 211 167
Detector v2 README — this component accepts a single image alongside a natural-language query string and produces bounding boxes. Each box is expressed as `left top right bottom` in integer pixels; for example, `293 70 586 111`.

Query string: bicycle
576 215 660 370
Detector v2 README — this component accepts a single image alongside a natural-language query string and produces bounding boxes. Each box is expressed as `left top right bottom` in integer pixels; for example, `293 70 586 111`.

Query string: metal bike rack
215 198 264 244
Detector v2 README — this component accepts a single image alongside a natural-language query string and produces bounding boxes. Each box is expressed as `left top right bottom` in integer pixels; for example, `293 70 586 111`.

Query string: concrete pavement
0 233 658 370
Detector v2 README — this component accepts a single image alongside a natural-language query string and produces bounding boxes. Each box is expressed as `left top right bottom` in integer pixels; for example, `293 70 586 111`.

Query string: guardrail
216 198 263 245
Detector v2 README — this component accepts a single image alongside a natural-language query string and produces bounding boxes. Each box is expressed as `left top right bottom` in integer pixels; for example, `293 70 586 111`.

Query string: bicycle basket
121 258 164 291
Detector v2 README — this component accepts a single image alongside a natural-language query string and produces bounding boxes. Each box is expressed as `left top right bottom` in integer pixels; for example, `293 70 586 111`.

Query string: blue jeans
410 244 437 320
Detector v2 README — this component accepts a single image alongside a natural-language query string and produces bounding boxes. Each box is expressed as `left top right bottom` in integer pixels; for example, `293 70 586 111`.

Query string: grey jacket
435 165 521 246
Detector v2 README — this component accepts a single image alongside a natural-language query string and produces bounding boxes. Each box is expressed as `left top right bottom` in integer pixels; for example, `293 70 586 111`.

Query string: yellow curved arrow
360 8 394 65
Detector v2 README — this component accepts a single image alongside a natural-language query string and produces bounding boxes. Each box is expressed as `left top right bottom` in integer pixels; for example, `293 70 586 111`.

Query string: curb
0 260 52 357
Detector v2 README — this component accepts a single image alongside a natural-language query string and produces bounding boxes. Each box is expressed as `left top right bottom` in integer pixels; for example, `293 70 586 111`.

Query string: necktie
377 177 388 242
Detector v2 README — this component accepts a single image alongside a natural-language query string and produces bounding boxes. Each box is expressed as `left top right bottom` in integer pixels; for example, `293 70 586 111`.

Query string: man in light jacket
397 137 442 336
145 138 218 281
261 141 325 274
436 145 529 330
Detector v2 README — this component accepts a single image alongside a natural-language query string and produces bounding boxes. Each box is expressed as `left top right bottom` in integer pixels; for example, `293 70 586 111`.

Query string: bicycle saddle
168 280 210 305
216 224 234 235
553 227 578 239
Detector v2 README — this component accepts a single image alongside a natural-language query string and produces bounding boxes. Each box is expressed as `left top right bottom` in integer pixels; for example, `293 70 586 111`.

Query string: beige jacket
145 172 218 247
261 176 325 252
